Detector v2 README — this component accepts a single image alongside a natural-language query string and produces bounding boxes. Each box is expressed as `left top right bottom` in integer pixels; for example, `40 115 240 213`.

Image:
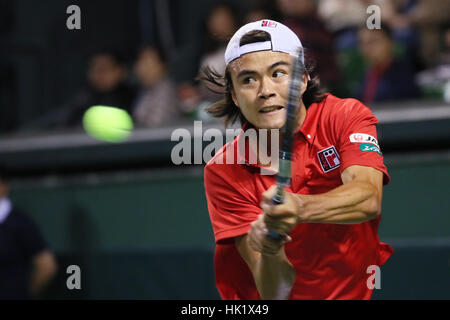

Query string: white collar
0 197 12 224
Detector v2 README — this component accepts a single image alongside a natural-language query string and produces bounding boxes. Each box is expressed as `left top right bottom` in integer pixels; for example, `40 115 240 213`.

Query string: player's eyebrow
269 61 290 70
237 69 257 80
237 60 291 79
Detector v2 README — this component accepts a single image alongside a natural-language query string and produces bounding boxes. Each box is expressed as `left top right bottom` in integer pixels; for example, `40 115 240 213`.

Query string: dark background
0 0 449 299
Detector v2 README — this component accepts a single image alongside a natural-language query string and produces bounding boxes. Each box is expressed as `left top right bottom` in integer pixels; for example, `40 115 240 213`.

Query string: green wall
381 156 450 238
9 154 450 299
12 171 215 253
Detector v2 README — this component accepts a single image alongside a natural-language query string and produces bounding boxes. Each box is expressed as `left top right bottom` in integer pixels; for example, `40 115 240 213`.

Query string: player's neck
294 102 307 133
250 103 306 169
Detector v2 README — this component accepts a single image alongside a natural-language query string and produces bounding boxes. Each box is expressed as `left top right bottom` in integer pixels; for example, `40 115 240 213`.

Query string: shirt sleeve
204 164 261 244
334 99 390 185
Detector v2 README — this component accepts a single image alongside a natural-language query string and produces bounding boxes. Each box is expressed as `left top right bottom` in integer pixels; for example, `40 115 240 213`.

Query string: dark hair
138 44 168 65
89 49 127 66
198 30 327 127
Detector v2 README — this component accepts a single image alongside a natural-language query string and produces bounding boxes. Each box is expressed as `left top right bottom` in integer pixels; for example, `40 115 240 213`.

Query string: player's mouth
259 105 284 114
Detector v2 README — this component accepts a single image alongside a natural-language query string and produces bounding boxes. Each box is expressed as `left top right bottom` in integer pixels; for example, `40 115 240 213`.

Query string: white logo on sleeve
349 133 379 147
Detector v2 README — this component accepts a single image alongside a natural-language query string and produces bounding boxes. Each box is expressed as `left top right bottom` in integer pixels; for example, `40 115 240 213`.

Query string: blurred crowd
3 0 450 132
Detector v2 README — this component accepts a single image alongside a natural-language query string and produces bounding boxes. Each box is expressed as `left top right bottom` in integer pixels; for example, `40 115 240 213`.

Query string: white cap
224 19 304 66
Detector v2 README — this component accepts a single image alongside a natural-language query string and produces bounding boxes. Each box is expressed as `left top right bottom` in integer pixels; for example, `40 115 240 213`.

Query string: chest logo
318 146 341 173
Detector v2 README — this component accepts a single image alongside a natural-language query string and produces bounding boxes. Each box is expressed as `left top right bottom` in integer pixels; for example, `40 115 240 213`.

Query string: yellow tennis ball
83 106 133 143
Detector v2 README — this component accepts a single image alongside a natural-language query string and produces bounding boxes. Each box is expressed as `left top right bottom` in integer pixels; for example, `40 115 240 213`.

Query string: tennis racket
266 48 305 241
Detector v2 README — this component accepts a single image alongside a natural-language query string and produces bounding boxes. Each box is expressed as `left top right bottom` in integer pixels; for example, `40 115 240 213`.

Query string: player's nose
258 77 276 99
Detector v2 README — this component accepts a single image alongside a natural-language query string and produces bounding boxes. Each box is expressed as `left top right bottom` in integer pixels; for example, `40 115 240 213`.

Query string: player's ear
301 73 308 95
227 65 240 108
231 86 240 108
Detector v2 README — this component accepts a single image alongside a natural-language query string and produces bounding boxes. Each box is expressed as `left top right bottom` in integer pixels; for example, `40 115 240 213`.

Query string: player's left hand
247 214 291 256
261 185 304 235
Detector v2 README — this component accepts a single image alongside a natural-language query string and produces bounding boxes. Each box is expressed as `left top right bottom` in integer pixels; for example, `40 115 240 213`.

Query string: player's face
229 51 295 130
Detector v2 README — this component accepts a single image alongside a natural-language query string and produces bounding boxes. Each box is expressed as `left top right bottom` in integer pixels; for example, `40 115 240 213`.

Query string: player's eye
242 77 256 84
273 70 287 78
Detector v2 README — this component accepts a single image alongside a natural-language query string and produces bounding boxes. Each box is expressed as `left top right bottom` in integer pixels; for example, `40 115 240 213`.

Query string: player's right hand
247 213 292 256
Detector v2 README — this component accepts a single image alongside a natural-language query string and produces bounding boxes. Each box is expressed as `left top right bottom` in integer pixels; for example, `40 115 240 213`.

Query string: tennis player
202 20 393 300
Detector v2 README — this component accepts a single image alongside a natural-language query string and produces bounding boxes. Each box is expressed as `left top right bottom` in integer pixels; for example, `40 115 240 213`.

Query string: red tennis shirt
204 94 394 300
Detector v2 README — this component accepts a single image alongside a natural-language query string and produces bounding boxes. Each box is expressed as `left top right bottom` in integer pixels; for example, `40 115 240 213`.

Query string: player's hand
260 185 304 235
247 214 291 256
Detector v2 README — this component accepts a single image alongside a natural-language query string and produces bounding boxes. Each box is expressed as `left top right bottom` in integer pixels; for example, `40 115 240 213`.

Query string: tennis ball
83 106 133 143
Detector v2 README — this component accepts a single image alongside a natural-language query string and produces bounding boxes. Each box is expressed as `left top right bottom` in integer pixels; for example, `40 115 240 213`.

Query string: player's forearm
299 180 380 224
254 249 296 300
29 268 55 297
29 251 58 297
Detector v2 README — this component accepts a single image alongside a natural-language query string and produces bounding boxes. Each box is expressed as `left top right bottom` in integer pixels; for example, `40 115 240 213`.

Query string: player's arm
235 215 296 300
29 249 58 297
299 165 383 223
263 165 383 232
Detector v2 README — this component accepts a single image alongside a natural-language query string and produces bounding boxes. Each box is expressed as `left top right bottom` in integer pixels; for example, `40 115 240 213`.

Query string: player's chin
256 114 285 130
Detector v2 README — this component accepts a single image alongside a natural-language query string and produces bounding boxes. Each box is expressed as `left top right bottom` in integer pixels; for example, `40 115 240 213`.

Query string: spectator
63 50 136 127
356 25 420 105
317 0 367 96
244 0 281 26
376 0 450 69
438 24 450 66
199 2 239 75
276 0 340 91
178 2 240 119
318 0 366 49
415 24 450 100
410 0 450 68
0 165 58 299
132 46 181 127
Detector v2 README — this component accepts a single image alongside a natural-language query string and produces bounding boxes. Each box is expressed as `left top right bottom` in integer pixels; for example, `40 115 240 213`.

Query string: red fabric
204 94 393 300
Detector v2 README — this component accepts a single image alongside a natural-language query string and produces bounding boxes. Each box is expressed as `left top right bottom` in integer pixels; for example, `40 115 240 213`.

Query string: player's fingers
265 221 289 235
261 237 284 255
254 213 268 230
261 185 277 203
260 201 273 214
260 202 290 218
265 214 297 234
263 203 293 218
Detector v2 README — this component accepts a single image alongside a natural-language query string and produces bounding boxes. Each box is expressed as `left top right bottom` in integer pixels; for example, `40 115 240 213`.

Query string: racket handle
267 230 286 241
267 185 286 240
271 184 285 205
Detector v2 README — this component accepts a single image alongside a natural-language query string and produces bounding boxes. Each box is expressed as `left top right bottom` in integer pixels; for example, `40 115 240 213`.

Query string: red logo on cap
354 134 364 142
261 20 277 28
